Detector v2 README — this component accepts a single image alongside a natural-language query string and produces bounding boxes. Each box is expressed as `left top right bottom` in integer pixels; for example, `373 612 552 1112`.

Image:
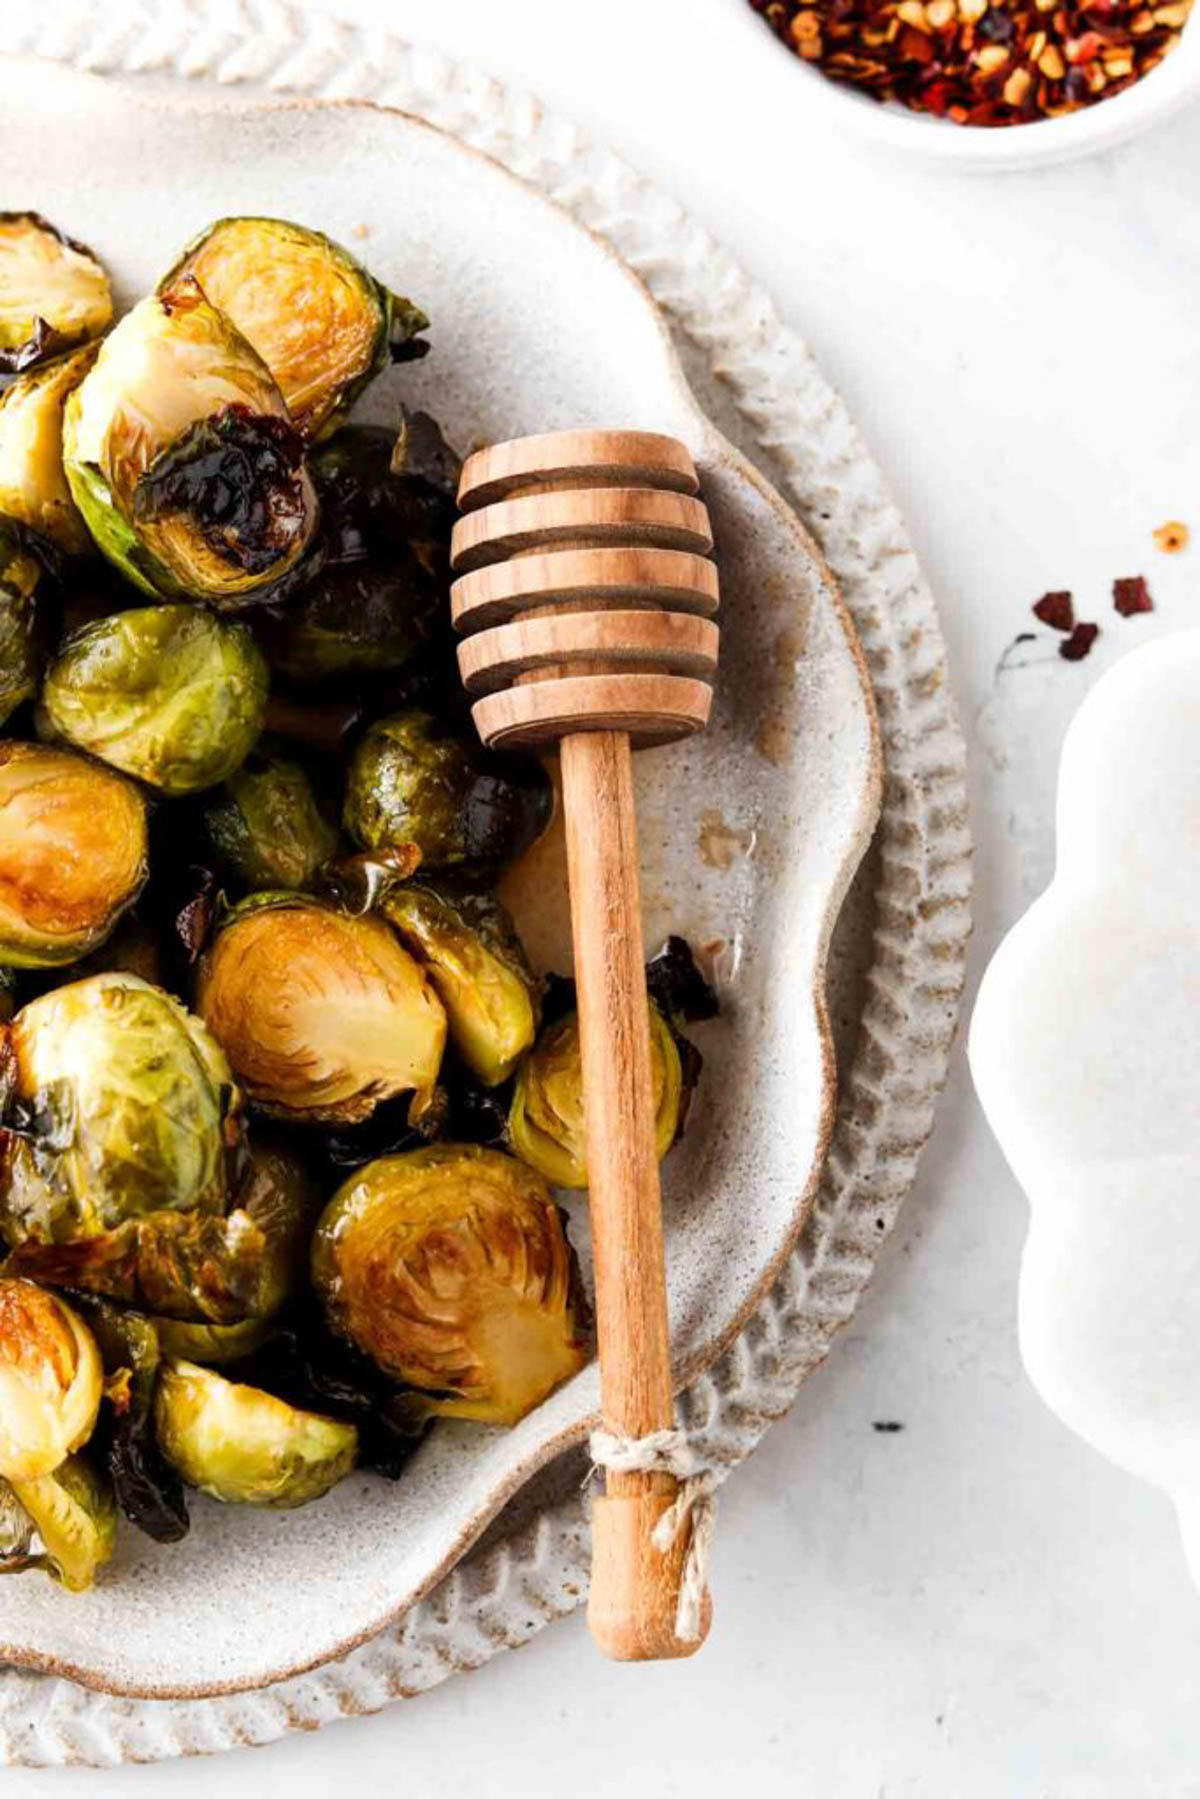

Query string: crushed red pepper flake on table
1033 590 1075 631
1060 620 1100 660
1113 574 1153 614
1153 520 1189 552
749 0 1194 124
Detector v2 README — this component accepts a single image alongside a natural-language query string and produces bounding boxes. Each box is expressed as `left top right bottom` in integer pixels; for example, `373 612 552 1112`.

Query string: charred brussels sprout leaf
509 1005 682 1190
39 604 269 794
62 279 317 605
155 1358 357 1508
0 518 58 728
0 1280 103 1482
202 754 338 893
4 1454 117 1591
382 881 538 1087
0 213 112 374
74 1299 188 1544
196 894 446 1126
0 973 238 1245
645 935 719 1026
0 343 98 555
312 1144 587 1427
344 711 553 874
0 743 148 968
165 217 428 439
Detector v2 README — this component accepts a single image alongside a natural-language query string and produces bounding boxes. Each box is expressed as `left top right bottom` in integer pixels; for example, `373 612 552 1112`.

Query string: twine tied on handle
588 1428 726 1644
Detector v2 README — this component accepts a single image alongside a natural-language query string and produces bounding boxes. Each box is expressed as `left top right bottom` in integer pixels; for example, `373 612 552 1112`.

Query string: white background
8 2 1200 1793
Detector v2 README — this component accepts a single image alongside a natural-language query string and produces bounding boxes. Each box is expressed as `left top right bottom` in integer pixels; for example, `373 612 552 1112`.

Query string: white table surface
8 2 1200 1793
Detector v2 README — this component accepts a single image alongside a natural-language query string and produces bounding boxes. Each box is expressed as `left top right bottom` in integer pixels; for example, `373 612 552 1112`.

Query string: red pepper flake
1113 575 1153 615
1060 620 1100 660
1033 589 1075 631
747 0 1193 125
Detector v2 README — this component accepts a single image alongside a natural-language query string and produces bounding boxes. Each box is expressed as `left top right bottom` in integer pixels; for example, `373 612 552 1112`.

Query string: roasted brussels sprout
0 518 56 727
39 604 269 794
164 218 428 439
311 1144 587 1426
154 1315 273 1367
62 278 317 605
155 1359 357 1507
382 882 538 1087
196 895 446 1125
0 1280 103 1482
0 974 238 1245
0 343 98 555
75 1298 188 1543
0 742 148 967
3 1454 118 1591
343 711 553 873
201 754 338 892
509 1005 682 1190
0 213 112 374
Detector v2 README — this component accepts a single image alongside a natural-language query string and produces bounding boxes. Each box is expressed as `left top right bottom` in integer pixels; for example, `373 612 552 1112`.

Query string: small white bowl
749 6 1200 168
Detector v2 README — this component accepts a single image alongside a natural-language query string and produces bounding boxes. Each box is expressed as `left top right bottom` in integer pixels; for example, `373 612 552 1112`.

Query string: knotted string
588 1427 725 1643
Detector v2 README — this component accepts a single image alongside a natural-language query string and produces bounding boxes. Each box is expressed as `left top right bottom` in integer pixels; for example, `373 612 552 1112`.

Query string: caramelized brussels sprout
62 279 317 605
196 894 446 1125
0 742 148 967
39 604 269 793
74 1298 188 1543
0 518 55 727
202 754 338 892
312 1144 587 1426
5 1454 117 1591
509 1005 682 1190
344 711 553 873
0 213 111 374
155 1359 357 1507
0 343 98 555
382 882 538 1086
0 1280 103 1482
164 218 428 438
0 974 238 1245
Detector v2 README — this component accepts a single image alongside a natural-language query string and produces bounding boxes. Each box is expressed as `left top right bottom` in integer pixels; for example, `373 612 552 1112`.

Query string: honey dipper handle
561 730 711 1660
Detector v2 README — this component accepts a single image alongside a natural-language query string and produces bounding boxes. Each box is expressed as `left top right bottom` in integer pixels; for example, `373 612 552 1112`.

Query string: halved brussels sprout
382 882 538 1087
343 711 553 873
39 604 269 794
6 1454 118 1591
164 218 428 439
155 1359 357 1507
0 1280 103 1482
0 973 238 1245
202 754 338 892
311 1144 587 1426
0 343 98 555
196 895 446 1126
509 1005 682 1190
0 213 112 374
0 742 148 968
0 518 56 727
62 278 317 605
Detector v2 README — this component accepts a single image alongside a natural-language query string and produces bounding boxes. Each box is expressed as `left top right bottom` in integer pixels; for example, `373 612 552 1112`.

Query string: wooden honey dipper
450 429 720 1661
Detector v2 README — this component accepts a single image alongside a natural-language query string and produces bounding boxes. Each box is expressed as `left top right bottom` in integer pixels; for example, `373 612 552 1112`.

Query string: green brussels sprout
3 1454 117 1591
154 1359 358 1507
0 343 98 555
72 1297 188 1544
154 1315 273 1367
311 1144 587 1426
196 894 446 1126
39 604 269 794
201 754 338 892
0 213 112 374
382 881 538 1087
0 518 56 727
0 1280 103 1482
0 973 239 1246
343 711 553 873
509 1005 682 1190
164 218 428 439
62 278 317 605
0 742 148 968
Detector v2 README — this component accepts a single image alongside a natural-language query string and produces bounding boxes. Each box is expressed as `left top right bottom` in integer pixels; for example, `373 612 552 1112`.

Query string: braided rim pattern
1 0 971 1765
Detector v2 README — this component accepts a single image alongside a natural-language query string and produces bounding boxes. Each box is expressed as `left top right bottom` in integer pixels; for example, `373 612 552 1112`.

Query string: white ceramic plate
0 65 881 1698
